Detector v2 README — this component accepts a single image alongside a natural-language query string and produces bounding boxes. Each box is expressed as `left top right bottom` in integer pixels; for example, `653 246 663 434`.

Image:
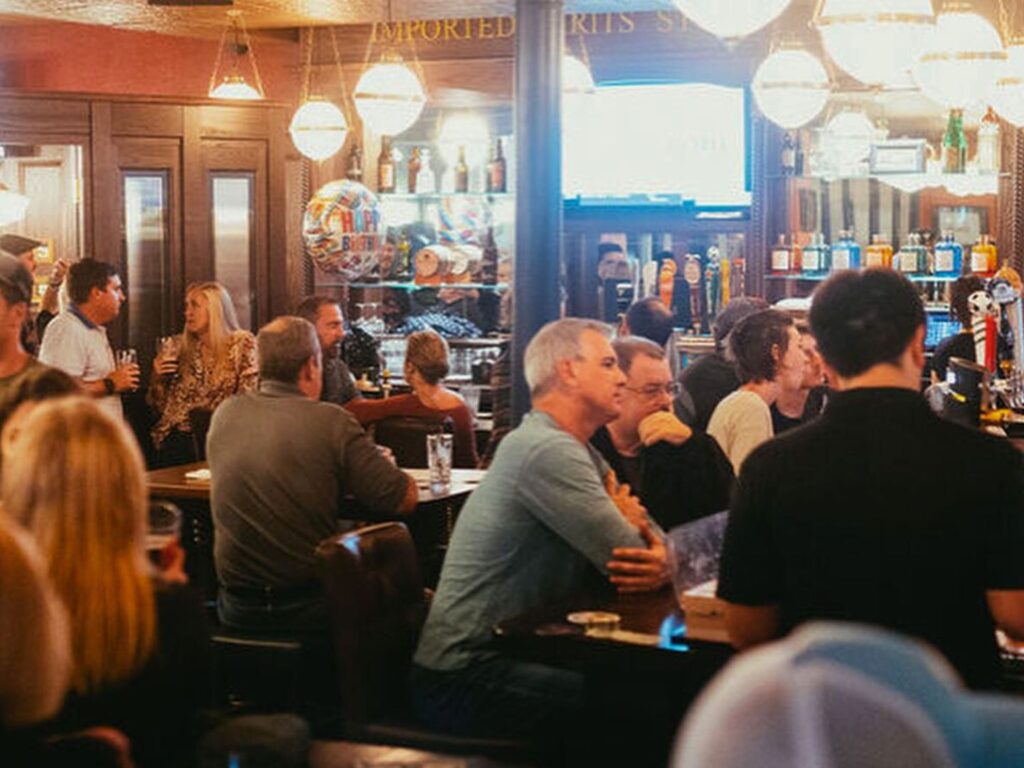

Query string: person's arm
985 450 1024 641
344 394 409 424
451 402 479 468
723 602 781 649
39 323 138 395
607 519 671 593
338 409 419 518
234 332 259 393
40 259 69 315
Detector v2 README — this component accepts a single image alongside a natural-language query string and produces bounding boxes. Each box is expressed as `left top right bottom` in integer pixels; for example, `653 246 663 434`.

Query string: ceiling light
752 48 830 129
816 0 936 87
673 0 793 40
824 110 877 169
992 40 1024 126
354 53 427 137
290 99 348 162
208 11 264 100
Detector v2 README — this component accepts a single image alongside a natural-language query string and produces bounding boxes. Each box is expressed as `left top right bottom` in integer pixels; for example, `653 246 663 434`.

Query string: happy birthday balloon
303 179 385 279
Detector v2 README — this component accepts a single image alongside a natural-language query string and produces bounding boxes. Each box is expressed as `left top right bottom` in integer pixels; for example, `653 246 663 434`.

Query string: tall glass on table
427 433 453 495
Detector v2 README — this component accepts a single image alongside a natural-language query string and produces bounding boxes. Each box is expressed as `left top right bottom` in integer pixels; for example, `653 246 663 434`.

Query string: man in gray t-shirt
208 316 417 632
412 318 669 739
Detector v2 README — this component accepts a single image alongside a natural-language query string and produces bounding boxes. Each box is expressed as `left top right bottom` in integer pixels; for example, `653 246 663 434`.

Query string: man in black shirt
295 295 360 406
718 268 1024 689
592 336 733 530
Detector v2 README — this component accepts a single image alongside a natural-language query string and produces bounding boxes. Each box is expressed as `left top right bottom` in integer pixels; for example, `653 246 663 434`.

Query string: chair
369 415 450 468
188 407 213 461
315 522 530 758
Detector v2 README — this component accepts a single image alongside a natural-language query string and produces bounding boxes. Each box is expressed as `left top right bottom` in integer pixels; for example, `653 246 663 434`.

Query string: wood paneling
0 96 89 134
198 105 270 140
111 103 184 137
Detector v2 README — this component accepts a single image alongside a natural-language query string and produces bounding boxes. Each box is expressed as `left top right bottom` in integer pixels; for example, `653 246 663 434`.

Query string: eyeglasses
624 382 681 398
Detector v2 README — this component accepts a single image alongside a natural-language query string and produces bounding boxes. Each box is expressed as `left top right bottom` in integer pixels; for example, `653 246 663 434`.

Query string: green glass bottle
942 108 966 174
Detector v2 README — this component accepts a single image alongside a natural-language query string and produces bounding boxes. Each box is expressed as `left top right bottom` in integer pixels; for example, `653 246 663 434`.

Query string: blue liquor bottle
830 229 861 271
933 231 962 278
801 232 830 276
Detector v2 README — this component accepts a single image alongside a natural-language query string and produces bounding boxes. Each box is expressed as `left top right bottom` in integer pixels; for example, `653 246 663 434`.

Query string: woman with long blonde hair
4 398 208 768
148 281 257 465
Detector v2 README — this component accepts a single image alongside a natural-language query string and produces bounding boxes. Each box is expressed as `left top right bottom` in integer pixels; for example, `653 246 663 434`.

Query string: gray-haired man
208 316 418 632
412 318 669 739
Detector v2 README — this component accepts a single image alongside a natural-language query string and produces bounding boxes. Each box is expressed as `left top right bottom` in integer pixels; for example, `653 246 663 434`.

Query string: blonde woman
148 281 257 465
4 398 208 768
346 329 478 468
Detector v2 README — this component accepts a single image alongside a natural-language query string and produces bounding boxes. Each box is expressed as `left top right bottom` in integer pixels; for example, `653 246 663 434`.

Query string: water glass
147 501 182 570
427 433 453 495
116 348 138 367
156 335 179 361
461 384 481 416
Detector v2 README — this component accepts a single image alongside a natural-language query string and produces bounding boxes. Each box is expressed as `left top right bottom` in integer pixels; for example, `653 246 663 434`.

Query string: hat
0 234 43 257
0 254 33 304
672 622 1024 768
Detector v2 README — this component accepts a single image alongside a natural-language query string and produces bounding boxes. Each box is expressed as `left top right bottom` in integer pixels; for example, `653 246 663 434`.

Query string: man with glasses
591 336 734 530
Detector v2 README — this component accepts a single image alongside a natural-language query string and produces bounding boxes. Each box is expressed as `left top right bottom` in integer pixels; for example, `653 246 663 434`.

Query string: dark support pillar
511 0 564 426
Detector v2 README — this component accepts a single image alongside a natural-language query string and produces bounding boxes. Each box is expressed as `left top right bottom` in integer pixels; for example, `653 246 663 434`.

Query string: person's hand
156 541 188 585
153 354 179 378
110 364 140 392
377 445 397 465
607 520 671 594
603 470 647 528
50 258 70 286
637 410 692 447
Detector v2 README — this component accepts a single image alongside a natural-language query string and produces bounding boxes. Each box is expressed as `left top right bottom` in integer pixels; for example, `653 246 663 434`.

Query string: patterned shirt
148 331 258 449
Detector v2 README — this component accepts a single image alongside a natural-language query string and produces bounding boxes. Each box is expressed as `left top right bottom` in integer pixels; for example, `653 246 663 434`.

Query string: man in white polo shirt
39 258 138 419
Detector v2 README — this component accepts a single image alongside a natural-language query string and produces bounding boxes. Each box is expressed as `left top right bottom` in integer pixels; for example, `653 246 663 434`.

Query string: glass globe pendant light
354 52 427 137
289 28 349 162
673 0 793 41
992 40 1024 126
208 11 264 100
824 110 877 169
752 47 830 129
815 0 936 87
913 4 1006 109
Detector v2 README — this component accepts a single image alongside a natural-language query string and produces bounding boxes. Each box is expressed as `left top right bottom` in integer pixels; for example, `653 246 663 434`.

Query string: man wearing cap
38 258 137 420
717 269 1024 690
0 234 68 349
0 254 44 401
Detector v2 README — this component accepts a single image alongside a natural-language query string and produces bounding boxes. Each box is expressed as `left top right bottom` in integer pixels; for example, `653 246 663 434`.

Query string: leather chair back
370 415 451 468
316 522 427 723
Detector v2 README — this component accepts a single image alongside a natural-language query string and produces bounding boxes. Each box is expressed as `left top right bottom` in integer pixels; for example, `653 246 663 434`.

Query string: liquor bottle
454 145 470 193
480 226 499 285
346 144 363 183
971 234 998 275
487 138 507 193
705 247 722 321
377 136 395 194
770 234 792 273
830 230 861 271
896 233 926 275
396 228 412 279
864 234 893 269
801 232 830 275
942 108 967 174
418 148 436 193
781 131 796 176
407 147 422 194
933 231 963 278
977 106 1000 174
794 132 805 176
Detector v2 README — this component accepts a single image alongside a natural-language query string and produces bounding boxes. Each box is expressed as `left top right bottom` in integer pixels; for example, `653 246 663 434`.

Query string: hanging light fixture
438 111 491 169
752 47 830 129
992 39 1024 126
208 10 264 100
289 28 350 162
353 0 426 136
815 0 936 87
0 185 29 227
673 0 793 41
563 55 595 97
913 3 1006 109
823 110 877 169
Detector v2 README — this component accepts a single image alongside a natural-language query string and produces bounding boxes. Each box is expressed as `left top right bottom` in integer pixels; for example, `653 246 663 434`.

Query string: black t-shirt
931 331 976 382
718 388 1024 689
678 352 739 431
770 386 830 435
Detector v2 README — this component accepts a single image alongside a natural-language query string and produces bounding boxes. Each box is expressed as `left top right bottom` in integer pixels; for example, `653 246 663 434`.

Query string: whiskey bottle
487 138 507 193
454 145 470 193
864 234 893 269
377 136 395 194
346 144 363 183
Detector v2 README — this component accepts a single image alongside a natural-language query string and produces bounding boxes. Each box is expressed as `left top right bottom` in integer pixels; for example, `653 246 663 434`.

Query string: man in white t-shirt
39 258 138 420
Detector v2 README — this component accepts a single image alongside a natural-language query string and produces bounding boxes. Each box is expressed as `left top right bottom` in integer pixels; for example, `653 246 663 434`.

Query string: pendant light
752 46 830 129
0 185 29 227
673 0 792 41
208 11 264 100
289 27 350 162
993 40 1024 126
815 0 936 87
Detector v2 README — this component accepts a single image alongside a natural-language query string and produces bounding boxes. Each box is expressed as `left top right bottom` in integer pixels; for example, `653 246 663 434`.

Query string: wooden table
495 588 733 766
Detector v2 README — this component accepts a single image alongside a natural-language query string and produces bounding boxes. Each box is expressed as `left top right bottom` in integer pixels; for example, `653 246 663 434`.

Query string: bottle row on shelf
769 231 1001 280
351 138 509 197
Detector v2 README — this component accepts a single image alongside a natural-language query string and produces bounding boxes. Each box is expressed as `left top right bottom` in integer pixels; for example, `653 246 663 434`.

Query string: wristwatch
102 377 115 395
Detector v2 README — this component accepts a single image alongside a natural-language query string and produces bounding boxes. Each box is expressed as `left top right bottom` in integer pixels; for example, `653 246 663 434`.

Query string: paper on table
184 468 211 482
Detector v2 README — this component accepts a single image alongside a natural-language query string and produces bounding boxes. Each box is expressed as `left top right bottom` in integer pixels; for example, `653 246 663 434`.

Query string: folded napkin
185 468 211 482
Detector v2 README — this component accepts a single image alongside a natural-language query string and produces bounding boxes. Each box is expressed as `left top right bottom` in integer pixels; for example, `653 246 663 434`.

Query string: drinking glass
426 433 453 495
461 384 481 416
156 335 179 361
147 501 182 571
116 348 138 367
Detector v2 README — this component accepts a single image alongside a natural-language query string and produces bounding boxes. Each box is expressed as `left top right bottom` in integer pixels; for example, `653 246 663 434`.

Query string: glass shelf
765 273 959 283
330 281 510 292
378 192 513 202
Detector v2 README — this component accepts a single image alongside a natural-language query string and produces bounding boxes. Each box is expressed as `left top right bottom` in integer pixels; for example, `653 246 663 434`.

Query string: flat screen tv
563 82 751 209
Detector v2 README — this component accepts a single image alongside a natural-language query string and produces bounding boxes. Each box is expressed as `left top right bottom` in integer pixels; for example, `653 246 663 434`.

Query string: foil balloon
436 195 491 245
303 179 385 279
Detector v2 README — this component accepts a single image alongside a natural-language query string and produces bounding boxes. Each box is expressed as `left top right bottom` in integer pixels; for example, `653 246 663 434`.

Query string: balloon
303 179 385 279
436 195 491 245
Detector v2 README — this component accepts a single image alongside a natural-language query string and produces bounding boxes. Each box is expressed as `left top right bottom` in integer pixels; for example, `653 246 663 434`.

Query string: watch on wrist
102 377 115 395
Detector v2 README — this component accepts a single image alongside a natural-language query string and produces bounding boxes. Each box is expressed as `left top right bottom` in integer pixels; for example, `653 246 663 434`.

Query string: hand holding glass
147 501 183 575
427 433 453 495
154 336 180 377
114 349 141 391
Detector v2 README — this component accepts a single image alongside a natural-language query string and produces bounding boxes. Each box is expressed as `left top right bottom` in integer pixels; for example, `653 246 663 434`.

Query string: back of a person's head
0 365 79 433
405 329 449 385
673 623 973 768
713 297 769 349
810 269 925 379
728 309 794 384
0 518 69 728
3 398 154 694
67 258 116 306
625 297 675 347
524 317 612 397
949 275 986 328
294 295 339 325
257 316 320 384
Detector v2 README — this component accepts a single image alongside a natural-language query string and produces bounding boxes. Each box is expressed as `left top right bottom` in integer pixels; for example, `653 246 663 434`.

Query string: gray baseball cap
0 254 34 304
0 234 43 258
